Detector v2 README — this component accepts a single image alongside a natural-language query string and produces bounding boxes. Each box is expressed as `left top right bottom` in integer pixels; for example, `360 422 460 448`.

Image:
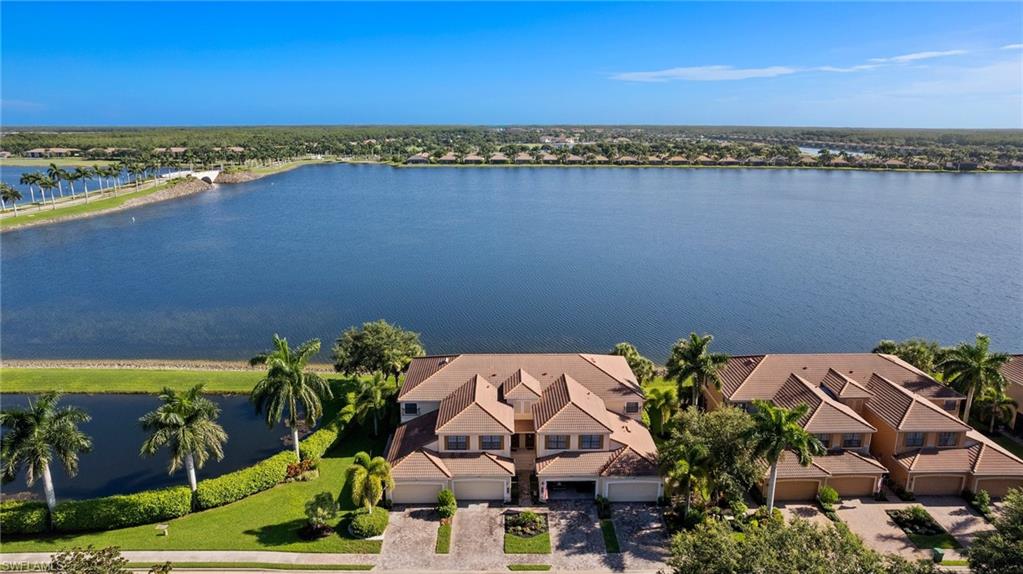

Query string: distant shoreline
388 162 1021 174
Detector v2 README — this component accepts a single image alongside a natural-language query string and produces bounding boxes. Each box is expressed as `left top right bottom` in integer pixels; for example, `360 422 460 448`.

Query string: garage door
453 480 505 501
772 480 820 501
390 483 445 504
606 481 660 502
911 476 963 496
975 478 1023 498
828 477 877 497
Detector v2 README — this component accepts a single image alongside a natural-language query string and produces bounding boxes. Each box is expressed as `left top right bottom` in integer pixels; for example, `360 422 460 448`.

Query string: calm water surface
1 164 1020 361
0 394 285 499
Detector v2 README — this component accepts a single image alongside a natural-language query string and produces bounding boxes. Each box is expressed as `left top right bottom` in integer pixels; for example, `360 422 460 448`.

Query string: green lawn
907 532 961 550
503 532 552 554
435 522 451 554
599 519 621 553
0 158 114 167
507 565 552 571
128 563 373 571
0 179 179 230
0 431 388 554
0 368 265 394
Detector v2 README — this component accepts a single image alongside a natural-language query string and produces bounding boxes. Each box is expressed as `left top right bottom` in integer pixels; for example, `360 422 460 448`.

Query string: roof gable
435 374 514 434
533 374 614 433
820 368 873 400
866 374 970 432
501 369 542 400
771 374 875 434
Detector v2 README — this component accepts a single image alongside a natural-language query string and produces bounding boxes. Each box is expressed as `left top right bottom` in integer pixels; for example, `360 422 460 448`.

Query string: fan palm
644 386 678 437
940 334 1009 422
250 334 333 459
666 333 730 409
744 400 825 512
140 384 228 492
345 451 394 510
1 182 23 215
353 373 395 436
18 172 39 203
974 388 1017 434
0 393 93 512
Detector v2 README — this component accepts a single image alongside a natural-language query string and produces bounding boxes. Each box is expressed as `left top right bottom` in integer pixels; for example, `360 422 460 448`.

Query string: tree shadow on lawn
243 518 309 547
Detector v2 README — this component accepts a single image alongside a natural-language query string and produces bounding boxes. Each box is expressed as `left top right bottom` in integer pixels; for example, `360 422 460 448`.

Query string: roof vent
441 358 450 364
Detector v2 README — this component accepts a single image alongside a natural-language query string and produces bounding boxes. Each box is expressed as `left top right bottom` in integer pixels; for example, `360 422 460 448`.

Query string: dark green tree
666 333 729 408
610 342 655 384
331 320 425 382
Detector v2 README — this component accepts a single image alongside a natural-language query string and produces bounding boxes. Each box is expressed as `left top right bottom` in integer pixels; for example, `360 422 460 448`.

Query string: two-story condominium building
709 353 1023 500
385 354 661 504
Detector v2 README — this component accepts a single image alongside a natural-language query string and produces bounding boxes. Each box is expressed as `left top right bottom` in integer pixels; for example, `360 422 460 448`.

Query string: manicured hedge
0 500 50 534
299 405 355 461
51 486 192 532
348 506 389 538
195 450 296 510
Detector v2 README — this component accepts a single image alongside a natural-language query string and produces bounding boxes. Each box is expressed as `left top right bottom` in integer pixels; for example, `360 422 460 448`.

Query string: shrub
0 500 49 534
437 488 457 519
729 500 749 520
349 506 389 538
52 486 192 532
506 511 548 537
50 546 130 574
818 486 840 506
195 451 296 510
973 490 992 514
298 405 355 460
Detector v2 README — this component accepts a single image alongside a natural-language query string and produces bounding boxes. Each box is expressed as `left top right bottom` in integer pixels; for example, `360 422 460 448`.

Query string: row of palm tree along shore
0 330 1014 517
0 335 393 512
405 149 1023 171
0 163 168 215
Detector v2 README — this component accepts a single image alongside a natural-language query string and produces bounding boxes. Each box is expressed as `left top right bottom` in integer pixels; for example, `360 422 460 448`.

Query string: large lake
1 164 1020 361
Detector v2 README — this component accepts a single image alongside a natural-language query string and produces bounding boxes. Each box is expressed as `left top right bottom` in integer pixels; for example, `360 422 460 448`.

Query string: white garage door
390 483 445 504
606 481 660 502
453 480 505 501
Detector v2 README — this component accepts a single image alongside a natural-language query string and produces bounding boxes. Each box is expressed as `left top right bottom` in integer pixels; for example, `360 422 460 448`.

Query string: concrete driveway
914 496 994 548
835 497 929 561
381 504 509 572
610 503 669 572
778 502 831 527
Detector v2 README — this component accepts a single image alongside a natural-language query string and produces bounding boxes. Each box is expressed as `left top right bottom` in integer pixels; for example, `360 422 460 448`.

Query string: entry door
511 434 520 450
525 434 535 450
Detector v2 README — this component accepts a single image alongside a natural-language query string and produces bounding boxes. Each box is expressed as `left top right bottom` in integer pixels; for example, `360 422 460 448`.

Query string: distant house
829 157 850 167
463 153 484 165
769 156 789 166
667 155 688 166
405 153 430 165
799 155 819 166
540 153 559 164
1002 356 1023 434
0 151 11 159
884 159 906 169
438 152 458 164
717 156 739 166
745 156 766 166
617 155 638 165
514 152 533 165
564 154 584 165
490 152 510 164
23 147 80 158
646 156 664 166
590 155 608 164
696 155 715 166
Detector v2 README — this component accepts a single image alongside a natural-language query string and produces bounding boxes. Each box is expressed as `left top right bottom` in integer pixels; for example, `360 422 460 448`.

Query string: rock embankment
214 171 261 184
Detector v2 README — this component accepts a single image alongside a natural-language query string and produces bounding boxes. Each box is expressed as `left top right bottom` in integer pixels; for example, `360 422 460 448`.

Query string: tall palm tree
65 168 80 197
72 167 93 202
38 176 58 209
940 334 1009 422
744 400 825 513
250 335 333 459
1 183 23 215
974 388 1017 434
665 441 709 520
140 384 228 492
353 373 394 436
18 172 38 203
345 451 394 510
644 386 678 437
666 333 730 409
0 393 93 512
46 163 68 197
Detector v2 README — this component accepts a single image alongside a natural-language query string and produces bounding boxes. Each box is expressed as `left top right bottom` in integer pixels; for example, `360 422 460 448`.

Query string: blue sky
2 2 1021 128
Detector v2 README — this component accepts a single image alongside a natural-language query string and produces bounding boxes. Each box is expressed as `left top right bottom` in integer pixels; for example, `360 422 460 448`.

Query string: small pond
1 394 293 500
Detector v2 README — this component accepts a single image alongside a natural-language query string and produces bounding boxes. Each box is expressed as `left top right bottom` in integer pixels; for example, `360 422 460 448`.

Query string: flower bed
504 511 551 554
887 506 961 549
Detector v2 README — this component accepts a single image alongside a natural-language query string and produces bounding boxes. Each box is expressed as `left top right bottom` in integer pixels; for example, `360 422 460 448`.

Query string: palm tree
974 388 1017 434
940 334 1009 422
250 334 333 459
665 441 709 520
1 182 23 215
38 176 58 209
666 333 730 409
0 393 93 512
18 172 39 203
345 451 394 510
644 386 678 437
65 168 81 197
140 384 228 492
744 400 825 513
353 373 394 436
72 167 93 202
46 163 68 197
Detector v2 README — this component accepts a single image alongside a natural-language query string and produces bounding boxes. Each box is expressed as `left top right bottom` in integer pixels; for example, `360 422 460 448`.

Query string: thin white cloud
868 50 968 63
611 65 798 82
613 48 970 82
0 99 45 111
1002 43 1023 50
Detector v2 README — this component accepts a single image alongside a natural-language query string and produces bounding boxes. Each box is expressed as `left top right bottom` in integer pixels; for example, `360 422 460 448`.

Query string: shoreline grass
1 158 115 168
0 179 180 230
0 368 265 394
